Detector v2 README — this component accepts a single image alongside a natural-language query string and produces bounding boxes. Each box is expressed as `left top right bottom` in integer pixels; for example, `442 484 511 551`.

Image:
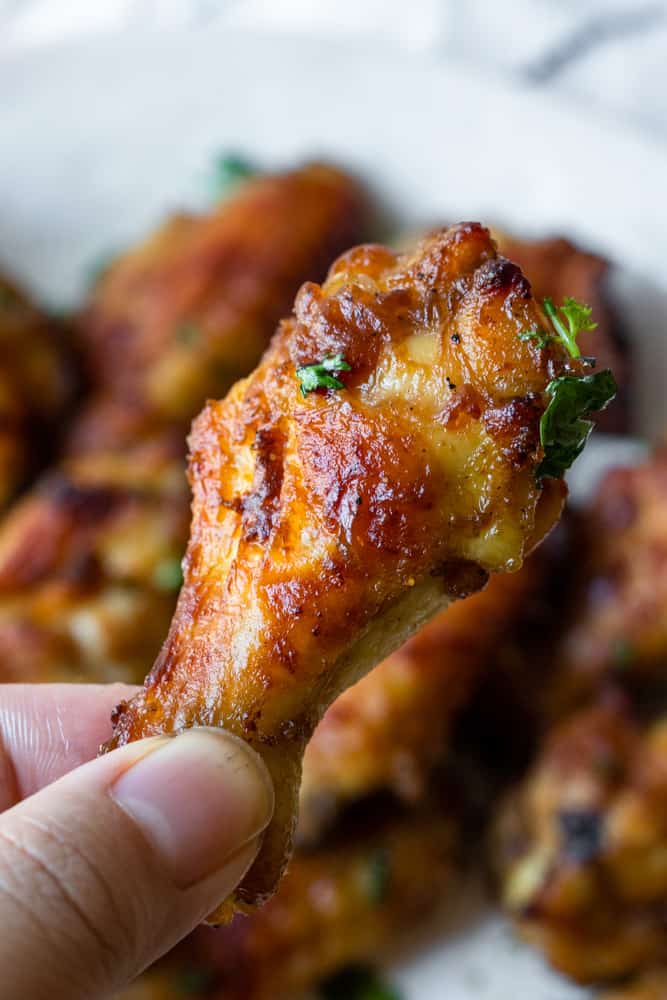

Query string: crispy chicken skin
105 222 581 919
123 802 458 1000
497 234 629 432
298 559 542 842
496 696 667 983
78 164 367 424
551 446 667 710
0 273 75 507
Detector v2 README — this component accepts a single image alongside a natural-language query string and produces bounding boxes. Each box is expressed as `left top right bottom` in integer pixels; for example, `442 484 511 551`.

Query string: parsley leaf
537 370 617 480
518 328 554 349
519 296 597 359
212 154 255 198
320 964 402 1000
296 354 351 397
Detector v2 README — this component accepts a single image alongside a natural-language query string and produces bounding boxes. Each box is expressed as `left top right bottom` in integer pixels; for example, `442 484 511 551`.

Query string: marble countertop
2 0 666 144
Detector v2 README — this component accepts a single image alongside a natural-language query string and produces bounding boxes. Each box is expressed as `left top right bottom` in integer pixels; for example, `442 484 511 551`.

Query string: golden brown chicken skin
105 222 591 920
123 801 458 1000
0 273 75 507
497 234 629 432
78 163 367 424
298 559 543 842
496 696 667 983
550 446 667 710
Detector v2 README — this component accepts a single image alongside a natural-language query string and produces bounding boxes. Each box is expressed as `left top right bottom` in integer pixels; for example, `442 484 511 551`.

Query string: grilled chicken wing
298 559 542 842
105 222 597 920
78 163 367 424
496 696 667 983
0 273 75 507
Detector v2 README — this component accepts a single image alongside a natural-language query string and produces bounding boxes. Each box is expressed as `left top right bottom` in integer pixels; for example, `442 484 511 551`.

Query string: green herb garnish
320 964 401 1000
212 154 255 198
519 296 597 359
153 557 184 592
518 328 553 349
296 354 351 397
537 370 617 480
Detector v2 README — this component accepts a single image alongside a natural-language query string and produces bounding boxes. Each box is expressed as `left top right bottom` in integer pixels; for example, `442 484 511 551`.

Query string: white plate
1 27 666 999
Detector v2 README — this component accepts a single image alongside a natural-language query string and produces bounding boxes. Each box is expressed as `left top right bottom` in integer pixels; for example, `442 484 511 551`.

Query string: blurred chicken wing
496 696 667 983
104 222 608 919
550 445 667 711
0 273 75 507
78 163 368 423
124 799 458 1000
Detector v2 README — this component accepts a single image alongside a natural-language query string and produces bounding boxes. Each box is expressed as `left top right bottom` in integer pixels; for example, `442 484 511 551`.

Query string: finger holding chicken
105 222 614 920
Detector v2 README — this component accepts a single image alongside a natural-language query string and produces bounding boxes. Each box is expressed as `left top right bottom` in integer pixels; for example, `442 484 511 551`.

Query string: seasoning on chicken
106 222 615 920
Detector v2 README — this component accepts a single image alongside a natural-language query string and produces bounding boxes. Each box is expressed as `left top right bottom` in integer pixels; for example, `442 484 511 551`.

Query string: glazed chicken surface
602 969 667 1000
496 696 667 983
0 164 367 685
105 222 591 920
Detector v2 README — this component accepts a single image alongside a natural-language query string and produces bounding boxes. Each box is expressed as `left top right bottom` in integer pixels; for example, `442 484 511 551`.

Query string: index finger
0 682 138 812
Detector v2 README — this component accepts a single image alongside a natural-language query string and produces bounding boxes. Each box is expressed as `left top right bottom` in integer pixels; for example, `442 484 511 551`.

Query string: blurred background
2 0 667 136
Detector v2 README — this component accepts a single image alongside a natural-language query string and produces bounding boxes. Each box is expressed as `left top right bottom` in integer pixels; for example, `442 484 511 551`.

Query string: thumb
0 727 273 1000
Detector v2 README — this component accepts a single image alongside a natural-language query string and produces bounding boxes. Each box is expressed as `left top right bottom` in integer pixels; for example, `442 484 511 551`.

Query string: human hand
0 683 274 999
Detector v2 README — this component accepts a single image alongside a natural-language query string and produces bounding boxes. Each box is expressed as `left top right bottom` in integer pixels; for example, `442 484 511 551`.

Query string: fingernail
110 728 273 888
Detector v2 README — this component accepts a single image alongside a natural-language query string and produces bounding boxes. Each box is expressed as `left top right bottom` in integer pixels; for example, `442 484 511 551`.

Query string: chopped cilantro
365 849 390 904
212 154 255 198
296 354 351 397
537 370 617 480
519 296 597 359
320 964 401 1000
153 557 184 592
